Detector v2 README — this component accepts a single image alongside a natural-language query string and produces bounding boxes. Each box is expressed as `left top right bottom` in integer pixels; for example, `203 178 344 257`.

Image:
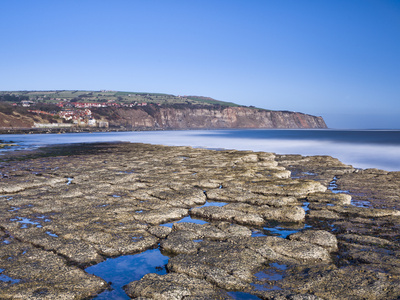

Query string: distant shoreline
0 127 165 135
2 129 400 171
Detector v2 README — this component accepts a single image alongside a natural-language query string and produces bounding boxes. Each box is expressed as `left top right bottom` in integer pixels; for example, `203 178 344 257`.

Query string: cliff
1 91 328 130
0 103 327 131
0 111 34 128
111 106 327 129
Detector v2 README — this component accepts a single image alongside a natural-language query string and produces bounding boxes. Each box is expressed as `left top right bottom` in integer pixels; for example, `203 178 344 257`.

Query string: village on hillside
0 90 243 130
17 99 155 128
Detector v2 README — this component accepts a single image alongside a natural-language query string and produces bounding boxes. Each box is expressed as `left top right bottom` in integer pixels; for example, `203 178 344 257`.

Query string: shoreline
0 142 399 299
0 126 167 135
2 129 400 172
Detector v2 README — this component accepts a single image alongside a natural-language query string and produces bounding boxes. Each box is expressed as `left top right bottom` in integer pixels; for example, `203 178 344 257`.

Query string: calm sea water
1 129 400 171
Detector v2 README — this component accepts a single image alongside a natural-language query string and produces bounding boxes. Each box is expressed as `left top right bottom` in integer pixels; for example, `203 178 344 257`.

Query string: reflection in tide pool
161 215 208 228
0 269 20 284
227 291 261 299
252 223 312 239
85 248 169 300
160 200 227 228
251 262 287 292
200 201 228 208
328 176 349 194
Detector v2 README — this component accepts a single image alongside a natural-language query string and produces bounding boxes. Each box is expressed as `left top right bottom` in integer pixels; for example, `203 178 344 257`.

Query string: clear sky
1 0 399 129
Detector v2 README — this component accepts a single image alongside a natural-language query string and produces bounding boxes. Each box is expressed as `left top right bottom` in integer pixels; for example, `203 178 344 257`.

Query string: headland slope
0 90 327 132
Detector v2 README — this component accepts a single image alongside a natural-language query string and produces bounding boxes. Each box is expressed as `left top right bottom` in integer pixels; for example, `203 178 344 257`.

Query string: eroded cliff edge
111 106 328 129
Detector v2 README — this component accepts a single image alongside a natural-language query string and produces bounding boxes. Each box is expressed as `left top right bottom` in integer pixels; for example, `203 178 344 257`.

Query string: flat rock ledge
0 142 399 299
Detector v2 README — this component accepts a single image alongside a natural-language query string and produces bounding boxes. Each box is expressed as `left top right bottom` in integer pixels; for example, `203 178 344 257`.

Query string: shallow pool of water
252 222 312 238
227 291 261 299
10 217 42 229
302 202 310 212
250 262 287 292
351 199 372 208
0 269 20 284
160 200 227 228
328 176 349 194
200 200 228 208
85 248 169 300
161 215 208 228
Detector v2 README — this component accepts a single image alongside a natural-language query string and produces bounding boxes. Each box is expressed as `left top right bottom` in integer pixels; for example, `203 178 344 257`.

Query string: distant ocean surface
1 129 400 171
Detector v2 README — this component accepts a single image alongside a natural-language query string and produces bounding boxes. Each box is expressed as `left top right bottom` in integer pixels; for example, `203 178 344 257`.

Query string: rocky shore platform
0 142 399 299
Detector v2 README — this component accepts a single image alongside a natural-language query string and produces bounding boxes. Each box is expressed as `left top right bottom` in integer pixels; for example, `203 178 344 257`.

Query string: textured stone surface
0 142 399 299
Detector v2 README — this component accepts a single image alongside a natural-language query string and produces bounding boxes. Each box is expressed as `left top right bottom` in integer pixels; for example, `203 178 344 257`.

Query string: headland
0 90 327 133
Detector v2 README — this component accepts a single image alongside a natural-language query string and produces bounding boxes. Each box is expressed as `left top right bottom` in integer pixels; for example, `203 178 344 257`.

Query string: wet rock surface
0 142 399 299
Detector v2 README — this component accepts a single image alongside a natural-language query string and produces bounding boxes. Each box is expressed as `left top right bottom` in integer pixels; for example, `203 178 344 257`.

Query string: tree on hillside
0 94 29 102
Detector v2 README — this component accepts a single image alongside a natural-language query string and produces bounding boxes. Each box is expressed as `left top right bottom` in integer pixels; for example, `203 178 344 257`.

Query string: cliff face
112 107 327 129
0 111 34 128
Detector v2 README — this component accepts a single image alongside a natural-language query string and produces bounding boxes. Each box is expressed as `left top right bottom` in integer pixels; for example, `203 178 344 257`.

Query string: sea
1 129 400 171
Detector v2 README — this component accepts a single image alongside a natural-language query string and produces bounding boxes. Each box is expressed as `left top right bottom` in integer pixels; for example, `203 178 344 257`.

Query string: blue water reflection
252 223 312 238
227 291 261 299
85 248 169 300
161 215 208 228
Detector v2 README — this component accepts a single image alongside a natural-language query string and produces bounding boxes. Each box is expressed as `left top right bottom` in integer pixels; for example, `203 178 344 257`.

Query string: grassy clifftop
0 90 242 107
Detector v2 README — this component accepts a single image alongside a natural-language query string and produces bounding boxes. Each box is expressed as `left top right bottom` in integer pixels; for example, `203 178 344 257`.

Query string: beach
0 142 399 299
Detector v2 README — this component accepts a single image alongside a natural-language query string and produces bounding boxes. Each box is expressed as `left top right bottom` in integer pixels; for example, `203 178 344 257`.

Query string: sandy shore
0 142 399 299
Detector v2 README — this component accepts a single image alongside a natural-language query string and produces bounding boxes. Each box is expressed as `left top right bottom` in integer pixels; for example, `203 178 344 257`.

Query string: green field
0 90 244 107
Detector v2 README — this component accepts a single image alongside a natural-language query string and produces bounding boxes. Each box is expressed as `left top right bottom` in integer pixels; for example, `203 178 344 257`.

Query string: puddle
255 270 283 281
329 177 372 208
227 291 261 299
161 215 208 228
10 217 42 229
111 195 121 198
351 199 371 208
290 170 319 179
199 200 228 208
328 176 349 194
45 231 58 237
37 215 51 222
0 269 20 284
85 248 169 300
302 202 310 212
270 262 287 270
8 207 20 212
251 282 281 291
252 222 312 238
160 200 226 228
302 171 317 176
251 262 286 292
329 223 339 232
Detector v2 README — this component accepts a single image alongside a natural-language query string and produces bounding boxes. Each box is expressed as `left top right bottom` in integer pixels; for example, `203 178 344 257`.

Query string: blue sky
1 0 399 129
